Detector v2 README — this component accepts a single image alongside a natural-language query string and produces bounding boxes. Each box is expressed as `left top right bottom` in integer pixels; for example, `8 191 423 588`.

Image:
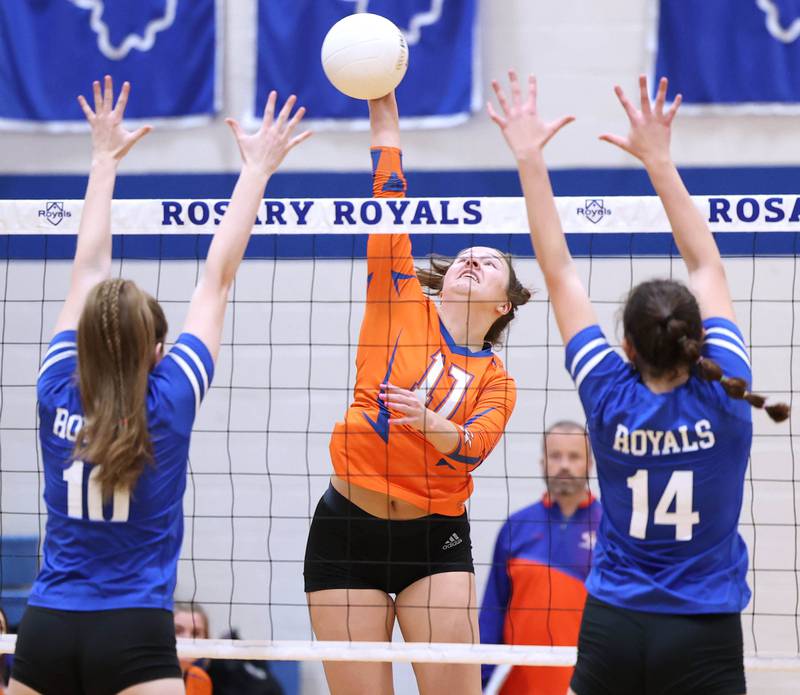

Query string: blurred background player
489 70 788 695
303 90 530 695
479 420 600 694
8 79 309 695
174 602 212 695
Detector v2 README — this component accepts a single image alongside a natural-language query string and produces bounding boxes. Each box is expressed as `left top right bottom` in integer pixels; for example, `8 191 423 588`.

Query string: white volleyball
321 13 409 100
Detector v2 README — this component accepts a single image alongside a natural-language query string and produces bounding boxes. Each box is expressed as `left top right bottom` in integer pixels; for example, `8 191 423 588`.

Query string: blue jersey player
488 72 788 695
9 78 310 695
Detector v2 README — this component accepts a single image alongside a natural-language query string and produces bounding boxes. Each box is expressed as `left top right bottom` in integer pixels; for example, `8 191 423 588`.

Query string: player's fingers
225 117 245 141
288 129 313 150
614 85 638 122
654 76 668 117
550 115 575 136
382 383 417 397
276 94 297 127
128 125 152 147
665 93 682 125
92 80 102 113
487 101 507 128
113 81 131 116
491 80 511 117
638 74 652 115
528 74 538 110
77 95 95 121
508 69 522 106
286 105 306 134
599 133 632 153
262 90 277 125
379 389 416 404
103 74 114 112
384 399 416 413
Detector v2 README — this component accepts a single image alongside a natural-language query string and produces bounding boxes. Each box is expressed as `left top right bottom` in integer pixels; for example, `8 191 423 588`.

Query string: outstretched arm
601 76 734 321
489 71 595 344
181 92 311 361
52 76 151 335
369 91 401 150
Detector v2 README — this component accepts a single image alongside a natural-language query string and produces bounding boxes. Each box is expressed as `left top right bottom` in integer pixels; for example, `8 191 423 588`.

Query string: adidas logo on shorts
442 533 463 550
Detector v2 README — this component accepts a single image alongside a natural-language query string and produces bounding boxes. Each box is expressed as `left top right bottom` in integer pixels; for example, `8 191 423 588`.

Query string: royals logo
38 202 72 226
577 199 612 224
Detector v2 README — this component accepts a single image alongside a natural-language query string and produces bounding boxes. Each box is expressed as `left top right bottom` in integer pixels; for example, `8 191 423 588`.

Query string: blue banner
256 0 479 127
655 0 800 108
0 0 219 129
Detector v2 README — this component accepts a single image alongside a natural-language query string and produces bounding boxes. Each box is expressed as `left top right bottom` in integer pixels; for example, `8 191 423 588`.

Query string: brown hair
623 279 789 422
416 253 531 347
75 279 167 499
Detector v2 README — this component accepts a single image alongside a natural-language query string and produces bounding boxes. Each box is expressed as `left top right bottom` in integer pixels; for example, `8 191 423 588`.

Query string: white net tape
0 635 797 671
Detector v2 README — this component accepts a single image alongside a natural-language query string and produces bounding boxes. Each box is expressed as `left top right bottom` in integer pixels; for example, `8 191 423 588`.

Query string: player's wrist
90 153 118 170
641 151 674 172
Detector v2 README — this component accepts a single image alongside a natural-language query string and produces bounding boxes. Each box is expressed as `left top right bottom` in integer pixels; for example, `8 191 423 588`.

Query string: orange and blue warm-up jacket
479 494 601 694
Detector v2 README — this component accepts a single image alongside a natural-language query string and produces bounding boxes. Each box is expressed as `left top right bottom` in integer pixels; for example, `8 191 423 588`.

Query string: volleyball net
0 195 798 675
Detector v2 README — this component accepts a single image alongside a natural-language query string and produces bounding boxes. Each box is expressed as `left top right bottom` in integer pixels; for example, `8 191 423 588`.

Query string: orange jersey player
304 92 531 695
328 145 517 516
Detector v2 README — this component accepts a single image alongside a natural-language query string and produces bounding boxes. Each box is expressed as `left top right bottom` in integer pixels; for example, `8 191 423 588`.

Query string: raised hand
77 75 151 162
488 70 574 160
226 91 312 178
600 75 682 167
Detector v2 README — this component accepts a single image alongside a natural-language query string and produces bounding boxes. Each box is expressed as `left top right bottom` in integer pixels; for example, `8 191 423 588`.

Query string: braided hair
75 279 164 499
623 279 789 423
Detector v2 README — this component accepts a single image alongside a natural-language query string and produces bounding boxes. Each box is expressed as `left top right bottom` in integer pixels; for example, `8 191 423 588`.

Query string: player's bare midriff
330 475 429 519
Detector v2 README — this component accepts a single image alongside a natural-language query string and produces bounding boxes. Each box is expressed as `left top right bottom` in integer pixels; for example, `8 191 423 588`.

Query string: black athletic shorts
12 605 181 695
304 484 474 595
570 594 746 695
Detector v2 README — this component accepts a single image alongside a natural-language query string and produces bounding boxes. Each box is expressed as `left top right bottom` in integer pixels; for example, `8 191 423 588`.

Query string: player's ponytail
417 252 531 347
623 279 703 378
75 279 163 500
624 278 790 422
696 356 790 422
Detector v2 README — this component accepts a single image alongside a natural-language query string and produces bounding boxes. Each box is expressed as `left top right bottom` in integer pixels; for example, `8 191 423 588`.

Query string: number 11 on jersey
627 469 700 541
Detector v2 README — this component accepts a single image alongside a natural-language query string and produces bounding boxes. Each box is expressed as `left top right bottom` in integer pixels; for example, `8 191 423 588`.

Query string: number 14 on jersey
627 469 700 541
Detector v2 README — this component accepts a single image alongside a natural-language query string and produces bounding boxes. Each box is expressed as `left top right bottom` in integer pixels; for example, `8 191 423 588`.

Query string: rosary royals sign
5 197 800 235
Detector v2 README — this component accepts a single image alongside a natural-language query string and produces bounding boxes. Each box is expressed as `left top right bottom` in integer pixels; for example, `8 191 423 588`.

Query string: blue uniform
479 494 602 694
565 317 752 614
30 329 213 611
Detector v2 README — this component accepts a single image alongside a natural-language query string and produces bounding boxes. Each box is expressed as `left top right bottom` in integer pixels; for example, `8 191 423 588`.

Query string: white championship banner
0 195 799 235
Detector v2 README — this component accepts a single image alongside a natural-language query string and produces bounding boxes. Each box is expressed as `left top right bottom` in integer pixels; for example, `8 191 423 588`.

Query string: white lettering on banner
4 196 800 235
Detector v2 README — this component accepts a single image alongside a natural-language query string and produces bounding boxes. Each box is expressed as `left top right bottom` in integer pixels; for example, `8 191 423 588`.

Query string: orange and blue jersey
329 147 516 516
479 494 601 695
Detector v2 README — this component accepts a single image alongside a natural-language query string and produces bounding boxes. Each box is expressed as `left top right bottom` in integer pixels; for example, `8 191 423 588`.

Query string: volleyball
321 13 409 100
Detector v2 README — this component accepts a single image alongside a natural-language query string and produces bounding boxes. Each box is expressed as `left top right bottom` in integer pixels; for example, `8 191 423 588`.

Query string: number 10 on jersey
63 460 130 522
